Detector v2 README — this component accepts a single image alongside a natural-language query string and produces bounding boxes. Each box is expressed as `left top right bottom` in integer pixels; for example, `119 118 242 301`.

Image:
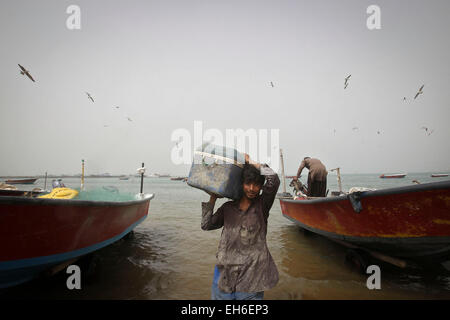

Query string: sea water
1 173 450 299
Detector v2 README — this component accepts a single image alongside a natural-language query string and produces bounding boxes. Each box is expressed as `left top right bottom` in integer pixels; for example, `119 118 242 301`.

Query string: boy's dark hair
242 164 265 186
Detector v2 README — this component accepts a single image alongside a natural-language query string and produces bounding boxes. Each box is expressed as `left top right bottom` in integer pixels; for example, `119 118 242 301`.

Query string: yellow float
39 188 79 199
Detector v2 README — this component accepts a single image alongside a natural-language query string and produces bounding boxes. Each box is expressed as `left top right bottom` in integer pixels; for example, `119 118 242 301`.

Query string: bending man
294 157 328 197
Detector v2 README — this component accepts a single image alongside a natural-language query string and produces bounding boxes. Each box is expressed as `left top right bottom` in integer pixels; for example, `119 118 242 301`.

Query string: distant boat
119 176 130 180
379 174 406 179
4 178 38 185
156 174 170 178
0 189 155 288
170 177 187 181
431 174 449 178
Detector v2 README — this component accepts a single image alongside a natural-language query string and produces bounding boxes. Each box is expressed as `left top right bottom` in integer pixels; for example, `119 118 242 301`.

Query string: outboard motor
52 179 66 189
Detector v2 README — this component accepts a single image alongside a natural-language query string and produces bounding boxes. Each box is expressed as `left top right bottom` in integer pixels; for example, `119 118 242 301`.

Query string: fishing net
74 187 137 202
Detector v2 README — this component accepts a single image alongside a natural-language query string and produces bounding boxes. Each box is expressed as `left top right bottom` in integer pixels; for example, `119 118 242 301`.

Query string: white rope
194 151 244 168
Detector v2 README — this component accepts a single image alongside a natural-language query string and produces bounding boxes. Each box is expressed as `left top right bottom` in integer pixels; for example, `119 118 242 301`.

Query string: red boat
431 174 448 178
379 174 406 179
4 178 38 185
0 189 154 288
280 181 450 265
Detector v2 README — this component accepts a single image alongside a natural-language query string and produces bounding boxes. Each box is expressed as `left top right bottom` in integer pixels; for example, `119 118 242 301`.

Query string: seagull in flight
270 81 274 88
127 117 132 122
403 97 407 101
175 137 182 148
414 85 424 99
85 92 94 103
421 126 434 136
352 126 359 131
18 64 35 82
344 74 351 89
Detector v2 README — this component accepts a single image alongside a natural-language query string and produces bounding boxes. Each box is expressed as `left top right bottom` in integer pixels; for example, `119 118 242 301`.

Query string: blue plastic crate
187 144 245 200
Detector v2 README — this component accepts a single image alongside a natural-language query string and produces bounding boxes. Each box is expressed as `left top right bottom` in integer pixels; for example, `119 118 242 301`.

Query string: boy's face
243 181 262 199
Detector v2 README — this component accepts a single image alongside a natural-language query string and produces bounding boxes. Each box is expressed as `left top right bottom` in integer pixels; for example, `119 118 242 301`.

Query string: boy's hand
244 153 261 169
205 190 223 199
244 153 250 164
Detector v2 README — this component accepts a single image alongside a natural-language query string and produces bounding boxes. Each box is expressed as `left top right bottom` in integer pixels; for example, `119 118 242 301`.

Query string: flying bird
414 85 424 99
270 81 274 88
403 97 407 101
175 137 183 148
377 130 381 135
421 126 434 136
127 117 132 122
344 74 351 89
352 126 359 131
18 64 35 82
85 92 94 103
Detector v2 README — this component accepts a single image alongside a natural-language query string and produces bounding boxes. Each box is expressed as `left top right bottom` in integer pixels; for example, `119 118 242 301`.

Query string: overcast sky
1 0 449 176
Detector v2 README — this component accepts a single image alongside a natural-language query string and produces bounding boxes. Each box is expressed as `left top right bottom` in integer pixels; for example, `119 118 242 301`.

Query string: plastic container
187 144 245 200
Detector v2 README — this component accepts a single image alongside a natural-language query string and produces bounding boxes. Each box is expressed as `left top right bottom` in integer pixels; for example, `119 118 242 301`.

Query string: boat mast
330 167 342 194
140 162 145 194
81 159 85 191
280 148 287 194
44 171 48 191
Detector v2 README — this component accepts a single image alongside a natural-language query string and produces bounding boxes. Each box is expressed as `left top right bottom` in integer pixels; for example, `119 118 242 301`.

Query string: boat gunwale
280 180 450 205
0 193 155 207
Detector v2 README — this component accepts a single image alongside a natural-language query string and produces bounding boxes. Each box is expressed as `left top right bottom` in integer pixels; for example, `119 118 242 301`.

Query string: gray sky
1 0 449 176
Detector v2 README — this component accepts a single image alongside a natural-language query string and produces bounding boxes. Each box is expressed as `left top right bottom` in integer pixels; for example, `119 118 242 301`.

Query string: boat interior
0 189 45 198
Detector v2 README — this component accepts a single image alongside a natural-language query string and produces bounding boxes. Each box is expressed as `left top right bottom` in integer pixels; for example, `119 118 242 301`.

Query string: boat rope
194 151 244 168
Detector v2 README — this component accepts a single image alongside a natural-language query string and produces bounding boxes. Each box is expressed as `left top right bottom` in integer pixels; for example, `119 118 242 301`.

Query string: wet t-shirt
201 167 280 293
